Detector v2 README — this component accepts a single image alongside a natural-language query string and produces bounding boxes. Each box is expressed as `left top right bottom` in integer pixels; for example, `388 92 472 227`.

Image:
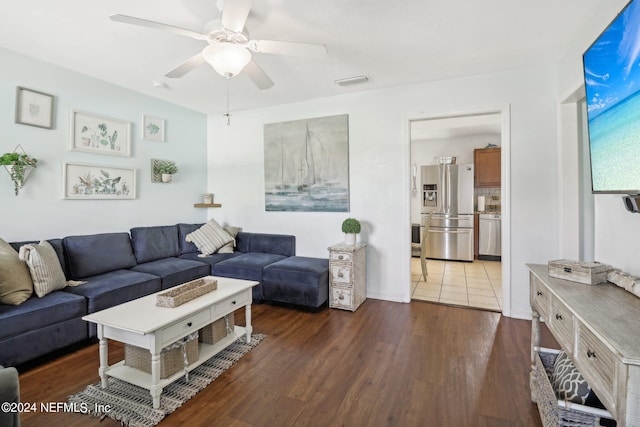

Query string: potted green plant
0 152 38 195
341 218 361 245
154 160 178 183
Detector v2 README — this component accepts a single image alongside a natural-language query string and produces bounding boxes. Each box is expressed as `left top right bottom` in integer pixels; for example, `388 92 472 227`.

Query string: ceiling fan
110 0 327 90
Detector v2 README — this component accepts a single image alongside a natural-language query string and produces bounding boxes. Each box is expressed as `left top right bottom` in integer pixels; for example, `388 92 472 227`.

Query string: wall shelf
193 203 222 208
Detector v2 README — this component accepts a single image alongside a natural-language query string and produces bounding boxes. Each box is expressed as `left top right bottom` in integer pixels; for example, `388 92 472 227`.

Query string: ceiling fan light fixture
203 42 251 78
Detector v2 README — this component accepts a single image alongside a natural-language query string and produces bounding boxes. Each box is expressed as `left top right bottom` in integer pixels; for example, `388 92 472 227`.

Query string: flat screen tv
583 0 640 194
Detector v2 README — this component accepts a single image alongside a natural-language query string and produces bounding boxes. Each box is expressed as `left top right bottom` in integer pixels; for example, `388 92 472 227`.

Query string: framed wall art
63 162 136 199
264 114 350 212
142 115 165 142
70 110 132 157
15 86 55 129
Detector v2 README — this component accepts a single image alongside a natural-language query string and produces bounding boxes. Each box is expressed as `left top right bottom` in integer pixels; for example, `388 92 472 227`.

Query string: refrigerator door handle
445 165 451 213
428 229 472 234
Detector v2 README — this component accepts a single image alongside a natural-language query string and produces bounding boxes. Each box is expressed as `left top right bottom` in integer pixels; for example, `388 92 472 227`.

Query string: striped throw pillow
185 219 234 256
18 240 67 297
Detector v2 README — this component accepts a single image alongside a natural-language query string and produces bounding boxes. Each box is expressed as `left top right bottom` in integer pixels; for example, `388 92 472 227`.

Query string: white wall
0 48 209 241
208 66 559 318
556 0 640 276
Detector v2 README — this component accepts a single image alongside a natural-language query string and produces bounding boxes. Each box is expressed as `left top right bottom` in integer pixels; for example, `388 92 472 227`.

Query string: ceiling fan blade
221 0 252 33
165 53 206 78
251 40 327 57
110 14 207 40
243 59 274 90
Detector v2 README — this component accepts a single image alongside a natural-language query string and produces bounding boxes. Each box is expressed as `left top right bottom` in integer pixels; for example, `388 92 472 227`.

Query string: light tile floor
411 258 502 312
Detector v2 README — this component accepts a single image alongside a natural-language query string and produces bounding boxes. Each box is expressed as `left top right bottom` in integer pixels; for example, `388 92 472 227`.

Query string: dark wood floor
17 300 554 427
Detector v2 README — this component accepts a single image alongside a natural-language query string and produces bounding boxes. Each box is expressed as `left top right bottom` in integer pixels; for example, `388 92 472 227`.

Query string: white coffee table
82 276 258 409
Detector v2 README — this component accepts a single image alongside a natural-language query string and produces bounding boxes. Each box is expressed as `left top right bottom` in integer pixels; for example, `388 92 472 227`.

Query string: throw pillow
217 226 241 254
0 238 33 305
185 219 234 256
550 351 595 405
18 240 68 298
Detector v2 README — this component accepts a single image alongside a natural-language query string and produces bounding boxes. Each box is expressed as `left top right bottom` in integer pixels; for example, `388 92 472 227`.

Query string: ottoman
262 256 329 308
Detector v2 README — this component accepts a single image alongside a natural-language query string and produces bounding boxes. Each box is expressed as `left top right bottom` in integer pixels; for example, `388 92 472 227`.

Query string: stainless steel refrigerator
421 161 474 262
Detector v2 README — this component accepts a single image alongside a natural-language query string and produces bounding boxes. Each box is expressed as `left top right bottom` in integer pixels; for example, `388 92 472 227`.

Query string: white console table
528 264 640 426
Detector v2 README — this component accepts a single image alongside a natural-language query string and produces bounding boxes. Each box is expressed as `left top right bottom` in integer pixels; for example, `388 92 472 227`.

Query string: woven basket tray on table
156 277 218 308
532 348 615 427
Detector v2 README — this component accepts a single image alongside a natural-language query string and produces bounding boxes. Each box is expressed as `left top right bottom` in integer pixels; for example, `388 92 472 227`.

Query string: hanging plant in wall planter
153 159 178 183
0 145 38 195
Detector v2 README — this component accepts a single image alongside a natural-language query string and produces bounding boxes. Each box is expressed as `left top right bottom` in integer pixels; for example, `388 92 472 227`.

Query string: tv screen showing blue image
583 0 640 194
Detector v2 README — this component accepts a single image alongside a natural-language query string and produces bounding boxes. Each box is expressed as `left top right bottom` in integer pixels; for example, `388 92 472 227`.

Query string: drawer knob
555 314 563 320
187 322 192 327
338 272 344 278
338 293 344 300
536 291 543 296
338 255 344 260
231 300 236 305
587 349 597 359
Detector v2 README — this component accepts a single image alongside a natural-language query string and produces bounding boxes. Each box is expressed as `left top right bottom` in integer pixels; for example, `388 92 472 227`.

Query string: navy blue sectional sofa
0 223 328 367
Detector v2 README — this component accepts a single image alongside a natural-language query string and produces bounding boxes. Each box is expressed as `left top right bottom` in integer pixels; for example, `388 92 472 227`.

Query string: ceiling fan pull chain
225 77 231 126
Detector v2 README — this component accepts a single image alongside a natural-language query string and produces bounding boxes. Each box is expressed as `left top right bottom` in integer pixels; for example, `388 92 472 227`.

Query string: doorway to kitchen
408 110 509 313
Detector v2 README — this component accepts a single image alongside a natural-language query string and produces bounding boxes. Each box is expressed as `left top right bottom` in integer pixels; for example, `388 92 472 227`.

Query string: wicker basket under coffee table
83 276 258 409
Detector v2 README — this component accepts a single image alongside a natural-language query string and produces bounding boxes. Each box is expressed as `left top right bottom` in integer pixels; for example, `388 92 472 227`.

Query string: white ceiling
0 0 603 115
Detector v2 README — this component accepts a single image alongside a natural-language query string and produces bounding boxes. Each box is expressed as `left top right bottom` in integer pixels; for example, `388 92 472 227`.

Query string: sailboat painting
264 114 349 212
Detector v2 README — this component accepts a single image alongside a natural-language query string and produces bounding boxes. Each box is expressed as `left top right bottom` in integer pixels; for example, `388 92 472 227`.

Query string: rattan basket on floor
125 332 199 379
532 348 614 427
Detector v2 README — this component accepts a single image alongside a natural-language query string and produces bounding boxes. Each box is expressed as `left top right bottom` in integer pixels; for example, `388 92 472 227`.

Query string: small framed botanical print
15 86 55 129
142 115 165 142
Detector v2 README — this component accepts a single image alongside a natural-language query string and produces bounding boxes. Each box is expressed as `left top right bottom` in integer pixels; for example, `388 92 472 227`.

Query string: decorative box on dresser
528 264 640 426
328 243 366 311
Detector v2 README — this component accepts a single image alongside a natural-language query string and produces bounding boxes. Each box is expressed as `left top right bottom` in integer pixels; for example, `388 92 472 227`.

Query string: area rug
68 334 265 427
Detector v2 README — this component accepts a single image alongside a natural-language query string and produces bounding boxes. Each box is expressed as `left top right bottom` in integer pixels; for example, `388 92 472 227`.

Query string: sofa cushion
64 233 138 279
0 238 33 305
19 240 68 298
212 252 286 281
0 317 88 367
179 252 241 273
246 233 296 257
177 223 204 255
62 269 161 314
0 290 86 340
185 219 234 256
131 257 210 289
130 225 180 263
262 256 329 307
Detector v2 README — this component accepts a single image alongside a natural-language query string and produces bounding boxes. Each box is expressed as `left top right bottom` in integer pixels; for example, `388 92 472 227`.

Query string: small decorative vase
345 233 357 245
161 173 173 183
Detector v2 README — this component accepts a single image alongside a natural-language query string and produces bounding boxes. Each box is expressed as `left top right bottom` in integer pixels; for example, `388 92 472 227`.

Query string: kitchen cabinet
474 148 501 187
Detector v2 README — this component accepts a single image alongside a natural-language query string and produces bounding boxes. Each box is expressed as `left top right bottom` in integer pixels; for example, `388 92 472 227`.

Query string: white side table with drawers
328 243 366 311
